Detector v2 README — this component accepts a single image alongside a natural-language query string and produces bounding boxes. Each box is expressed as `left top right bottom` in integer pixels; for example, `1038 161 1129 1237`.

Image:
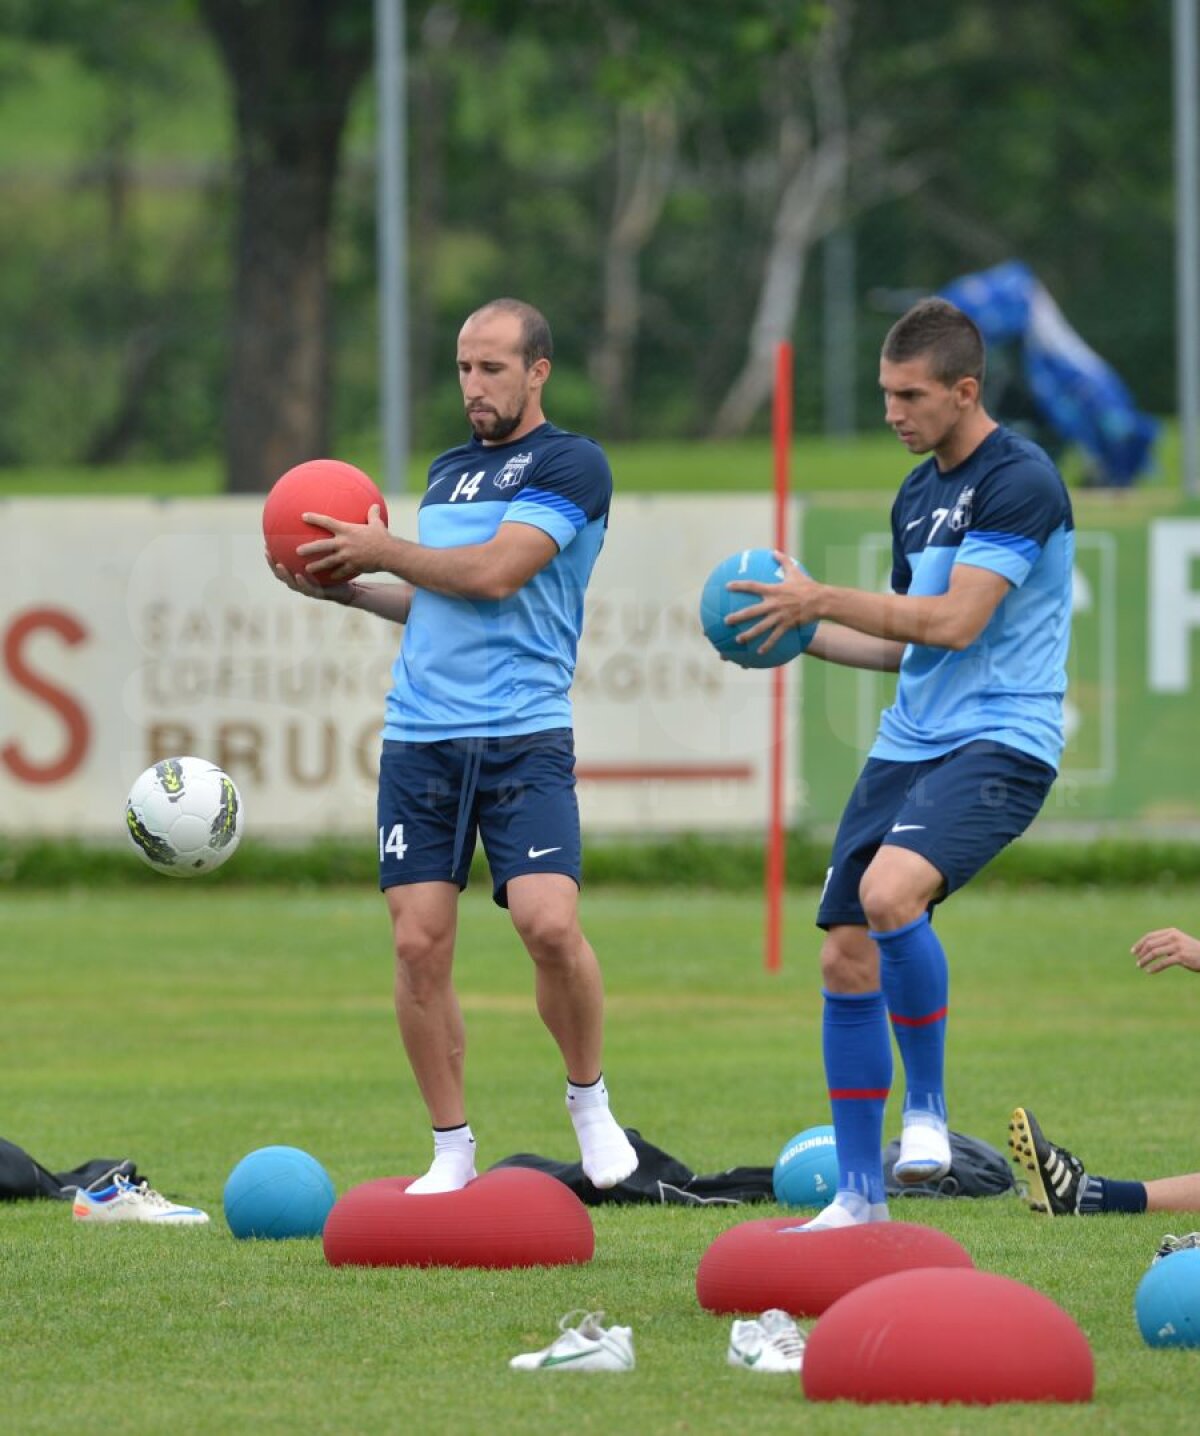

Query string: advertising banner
1 496 797 839
7 492 1199 839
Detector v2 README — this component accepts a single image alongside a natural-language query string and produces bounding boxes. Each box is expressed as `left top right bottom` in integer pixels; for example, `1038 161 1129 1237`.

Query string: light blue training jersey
383 422 612 741
871 426 1075 770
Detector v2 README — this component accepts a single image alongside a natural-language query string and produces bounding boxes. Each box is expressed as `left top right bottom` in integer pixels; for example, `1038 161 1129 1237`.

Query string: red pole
766 341 793 973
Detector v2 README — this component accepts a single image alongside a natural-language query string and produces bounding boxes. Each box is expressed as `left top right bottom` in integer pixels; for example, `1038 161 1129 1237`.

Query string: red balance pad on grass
323 1167 594 1270
696 1217 973 1317
803 1267 1094 1405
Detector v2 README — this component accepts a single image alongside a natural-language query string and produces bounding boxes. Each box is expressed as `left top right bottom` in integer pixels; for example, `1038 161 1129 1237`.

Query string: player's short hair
469 298 554 367
882 298 985 387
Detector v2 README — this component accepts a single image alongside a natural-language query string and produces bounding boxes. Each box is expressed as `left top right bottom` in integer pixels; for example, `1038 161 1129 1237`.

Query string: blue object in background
940 260 1158 487
773 1124 839 1207
1135 1247 1200 1347
224 1145 337 1240
699 548 817 669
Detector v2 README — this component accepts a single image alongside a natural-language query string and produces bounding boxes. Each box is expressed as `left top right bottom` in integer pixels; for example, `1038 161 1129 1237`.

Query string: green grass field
0 418 1192 504
0 435 902 499
3 884 1200 1433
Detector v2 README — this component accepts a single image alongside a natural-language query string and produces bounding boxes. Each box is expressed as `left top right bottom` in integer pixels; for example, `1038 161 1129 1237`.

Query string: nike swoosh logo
423 473 455 493
527 845 562 859
890 823 926 833
904 516 925 531
541 1342 631 1369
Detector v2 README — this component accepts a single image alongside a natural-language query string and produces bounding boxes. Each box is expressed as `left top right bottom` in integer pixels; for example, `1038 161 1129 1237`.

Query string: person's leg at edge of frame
385 880 479 1194
802 924 893 1231
507 872 638 1189
861 845 952 1185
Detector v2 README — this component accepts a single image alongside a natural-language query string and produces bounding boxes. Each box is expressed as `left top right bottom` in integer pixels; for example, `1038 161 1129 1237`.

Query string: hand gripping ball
262 458 388 586
699 547 816 668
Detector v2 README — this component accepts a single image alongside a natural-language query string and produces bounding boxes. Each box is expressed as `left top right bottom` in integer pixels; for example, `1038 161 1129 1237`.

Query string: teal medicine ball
773 1125 839 1207
224 1145 336 1240
699 548 817 668
1136 1248 1200 1347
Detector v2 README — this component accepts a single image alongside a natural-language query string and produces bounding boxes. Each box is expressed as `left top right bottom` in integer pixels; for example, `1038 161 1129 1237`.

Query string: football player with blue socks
727 298 1073 1228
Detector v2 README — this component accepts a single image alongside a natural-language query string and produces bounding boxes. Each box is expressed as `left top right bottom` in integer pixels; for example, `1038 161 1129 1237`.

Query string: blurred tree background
0 0 1173 488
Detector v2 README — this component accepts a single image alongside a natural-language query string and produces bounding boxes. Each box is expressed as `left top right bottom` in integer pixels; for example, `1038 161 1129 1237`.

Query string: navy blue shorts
816 740 1056 929
377 729 582 907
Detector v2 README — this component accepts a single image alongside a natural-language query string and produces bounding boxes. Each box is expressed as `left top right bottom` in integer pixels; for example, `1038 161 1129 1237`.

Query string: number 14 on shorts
380 824 408 861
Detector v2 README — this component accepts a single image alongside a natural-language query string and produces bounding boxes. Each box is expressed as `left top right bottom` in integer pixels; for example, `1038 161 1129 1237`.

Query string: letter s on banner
2 608 91 783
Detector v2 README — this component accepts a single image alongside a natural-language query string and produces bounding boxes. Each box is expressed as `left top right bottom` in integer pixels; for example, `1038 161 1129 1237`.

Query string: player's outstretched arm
300 507 558 600
339 582 414 623
730 557 1009 655
266 552 413 625
805 625 904 672
1131 927 1200 975
722 581 904 670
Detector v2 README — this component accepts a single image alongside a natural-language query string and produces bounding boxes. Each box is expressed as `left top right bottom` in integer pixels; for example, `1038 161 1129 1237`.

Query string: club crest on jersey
494 452 533 490
948 486 975 531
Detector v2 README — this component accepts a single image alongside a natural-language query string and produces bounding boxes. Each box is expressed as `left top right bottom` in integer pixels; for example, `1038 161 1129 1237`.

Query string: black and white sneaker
1008 1107 1086 1216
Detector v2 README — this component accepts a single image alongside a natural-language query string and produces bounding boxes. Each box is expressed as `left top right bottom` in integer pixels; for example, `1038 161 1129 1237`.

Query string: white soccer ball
124 756 244 877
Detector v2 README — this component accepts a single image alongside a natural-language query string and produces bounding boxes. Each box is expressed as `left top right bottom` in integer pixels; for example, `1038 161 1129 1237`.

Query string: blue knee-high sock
874 913 948 1123
823 989 892 1204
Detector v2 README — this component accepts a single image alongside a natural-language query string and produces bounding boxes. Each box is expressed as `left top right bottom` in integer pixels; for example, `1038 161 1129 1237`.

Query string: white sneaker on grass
727 1309 807 1373
72 1173 209 1226
509 1310 635 1372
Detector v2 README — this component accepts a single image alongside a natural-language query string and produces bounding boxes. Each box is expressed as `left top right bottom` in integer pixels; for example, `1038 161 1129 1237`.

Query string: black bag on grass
491 1128 775 1207
0 1136 141 1201
883 1129 1015 1199
495 1127 1014 1207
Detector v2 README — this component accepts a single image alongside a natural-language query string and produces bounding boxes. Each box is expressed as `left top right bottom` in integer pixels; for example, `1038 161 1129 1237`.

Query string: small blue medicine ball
773 1124 839 1208
699 548 817 668
1136 1247 1200 1347
224 1144 337 1240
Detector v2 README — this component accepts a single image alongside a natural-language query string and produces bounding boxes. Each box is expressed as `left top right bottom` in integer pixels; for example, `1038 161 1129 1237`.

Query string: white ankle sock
407 1123 477 1195
566 1077 638 1190
790 1191 890 1231
902 1110 948 1135
896 1113 951 1184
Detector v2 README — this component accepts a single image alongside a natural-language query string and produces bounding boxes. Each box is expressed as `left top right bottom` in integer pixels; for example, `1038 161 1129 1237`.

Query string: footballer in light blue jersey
271 298 637 1200
720 297 1074 1234
874 425 1074 771
384 422 611 741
